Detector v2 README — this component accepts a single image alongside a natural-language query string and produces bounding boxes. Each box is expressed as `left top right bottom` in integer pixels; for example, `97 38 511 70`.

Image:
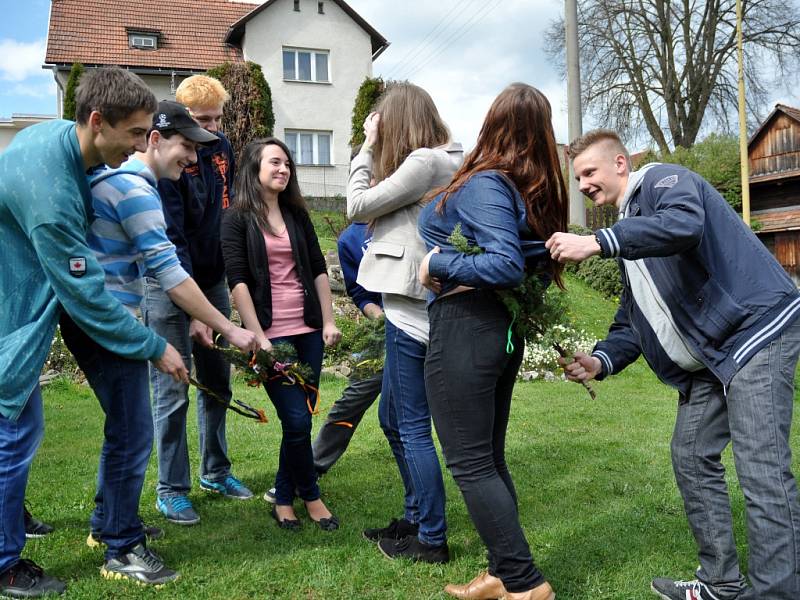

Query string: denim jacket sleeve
427 173 525 289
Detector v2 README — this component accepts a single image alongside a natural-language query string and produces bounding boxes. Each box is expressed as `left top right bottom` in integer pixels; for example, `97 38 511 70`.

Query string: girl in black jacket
221 138 341 531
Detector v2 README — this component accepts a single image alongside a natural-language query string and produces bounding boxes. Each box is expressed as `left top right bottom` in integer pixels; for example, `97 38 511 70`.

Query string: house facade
44 0 388 197
748 104 800 284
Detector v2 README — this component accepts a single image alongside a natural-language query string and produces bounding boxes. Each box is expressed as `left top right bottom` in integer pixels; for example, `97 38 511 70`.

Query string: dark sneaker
156 496 199 526
378 534 449 564
101 543 179 586
263 487 277 504
87 520 164 549
263 487 300 504
363 517 419 542
23 509 54 539
651 578 722 600
0 559 66 597
199 475 253 500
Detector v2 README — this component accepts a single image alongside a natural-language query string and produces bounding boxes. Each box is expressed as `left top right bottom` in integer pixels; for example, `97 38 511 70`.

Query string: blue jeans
142 278 233 498
380 318 447 546
60 314 151 559
672 319 800 600
0 387 43 573
265 331 324 505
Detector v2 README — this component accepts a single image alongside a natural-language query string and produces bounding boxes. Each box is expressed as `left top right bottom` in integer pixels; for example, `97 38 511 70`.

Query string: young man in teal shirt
0 68 187 598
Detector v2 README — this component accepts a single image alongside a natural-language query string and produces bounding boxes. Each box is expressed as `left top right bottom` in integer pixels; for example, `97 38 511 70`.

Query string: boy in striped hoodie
66 100 257 586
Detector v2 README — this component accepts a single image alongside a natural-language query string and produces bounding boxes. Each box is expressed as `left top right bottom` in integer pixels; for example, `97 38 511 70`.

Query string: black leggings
425 289 544 593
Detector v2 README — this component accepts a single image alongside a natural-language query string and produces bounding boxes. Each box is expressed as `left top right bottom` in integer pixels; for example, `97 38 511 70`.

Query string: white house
44 0 388 197
0 114 57 152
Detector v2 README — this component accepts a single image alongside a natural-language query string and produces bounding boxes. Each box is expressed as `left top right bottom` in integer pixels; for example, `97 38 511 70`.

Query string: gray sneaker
263 487 277 504
199 475 253 500
156 495 199 526
100 543 179 586
651 578 722 600
0 559 65 597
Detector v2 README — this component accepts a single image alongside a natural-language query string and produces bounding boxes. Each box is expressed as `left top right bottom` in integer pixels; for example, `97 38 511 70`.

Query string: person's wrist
593 234 603 256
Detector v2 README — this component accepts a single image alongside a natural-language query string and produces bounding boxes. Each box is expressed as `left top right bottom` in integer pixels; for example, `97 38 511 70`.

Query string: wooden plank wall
750 114 800 178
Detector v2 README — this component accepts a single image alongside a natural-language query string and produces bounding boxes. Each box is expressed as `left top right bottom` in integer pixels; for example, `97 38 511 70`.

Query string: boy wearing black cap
60 100 259 586
143 77 251 526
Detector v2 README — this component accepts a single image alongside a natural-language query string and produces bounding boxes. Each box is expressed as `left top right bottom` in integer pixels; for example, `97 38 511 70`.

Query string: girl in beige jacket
346 83 461 563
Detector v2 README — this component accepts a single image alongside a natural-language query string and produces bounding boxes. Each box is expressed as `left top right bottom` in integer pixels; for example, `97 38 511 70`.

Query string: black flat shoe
271 506 301 531
312 515 339 531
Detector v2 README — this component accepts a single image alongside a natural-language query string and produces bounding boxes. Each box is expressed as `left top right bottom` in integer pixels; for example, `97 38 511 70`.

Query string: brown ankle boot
444 571 507 599
502 581 555 600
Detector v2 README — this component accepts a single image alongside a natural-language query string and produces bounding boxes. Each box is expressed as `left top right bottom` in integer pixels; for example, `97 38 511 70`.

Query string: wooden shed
749 104 800 284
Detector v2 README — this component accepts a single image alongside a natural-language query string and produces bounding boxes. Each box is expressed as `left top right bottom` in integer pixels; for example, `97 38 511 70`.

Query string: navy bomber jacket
591 163 800 394
157 132 235 290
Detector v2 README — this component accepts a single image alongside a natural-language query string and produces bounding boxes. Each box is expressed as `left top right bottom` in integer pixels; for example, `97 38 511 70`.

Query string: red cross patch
69 257 87 278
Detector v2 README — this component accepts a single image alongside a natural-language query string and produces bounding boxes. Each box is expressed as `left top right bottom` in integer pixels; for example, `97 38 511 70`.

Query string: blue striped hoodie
89 158 189 309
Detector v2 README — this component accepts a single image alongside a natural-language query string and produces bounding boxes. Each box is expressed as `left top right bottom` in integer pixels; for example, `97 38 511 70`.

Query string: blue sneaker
199 475 253 500
156 495 200 525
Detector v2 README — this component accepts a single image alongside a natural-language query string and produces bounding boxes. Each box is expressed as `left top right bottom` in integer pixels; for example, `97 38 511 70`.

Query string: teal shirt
0 120 166 420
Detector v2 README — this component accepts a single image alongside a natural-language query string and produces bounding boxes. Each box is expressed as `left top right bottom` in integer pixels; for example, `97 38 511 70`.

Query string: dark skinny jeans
425 289 545 593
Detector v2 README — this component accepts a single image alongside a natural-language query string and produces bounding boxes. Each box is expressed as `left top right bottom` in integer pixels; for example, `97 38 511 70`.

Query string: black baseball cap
152 100 218 145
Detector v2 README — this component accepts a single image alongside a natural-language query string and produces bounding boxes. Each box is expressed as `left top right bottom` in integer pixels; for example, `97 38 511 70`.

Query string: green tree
206 61 274 158
350 76 384 148
635 134 742 211
62 62 84 121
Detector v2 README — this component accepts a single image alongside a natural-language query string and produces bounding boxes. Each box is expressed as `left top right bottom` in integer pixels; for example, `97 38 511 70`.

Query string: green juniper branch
448 223 596 400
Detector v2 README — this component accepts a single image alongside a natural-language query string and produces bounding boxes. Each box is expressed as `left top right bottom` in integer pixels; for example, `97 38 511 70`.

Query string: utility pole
736 0 751 225
566 0 585 226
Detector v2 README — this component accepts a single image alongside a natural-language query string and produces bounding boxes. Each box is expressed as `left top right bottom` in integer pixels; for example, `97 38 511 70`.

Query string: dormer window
294 0 300 11
318 2 324 13
129 32 158 50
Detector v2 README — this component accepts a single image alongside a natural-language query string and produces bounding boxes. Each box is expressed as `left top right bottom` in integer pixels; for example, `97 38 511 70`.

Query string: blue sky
0 0 55 117
3 0 796 148
0 0 573 147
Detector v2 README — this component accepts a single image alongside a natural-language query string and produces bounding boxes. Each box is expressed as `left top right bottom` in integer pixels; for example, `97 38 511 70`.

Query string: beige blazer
346 145 463 300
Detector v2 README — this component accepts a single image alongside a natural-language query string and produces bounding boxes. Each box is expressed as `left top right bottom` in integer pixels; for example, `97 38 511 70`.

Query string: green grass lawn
309 210 348 254
26 277 800 599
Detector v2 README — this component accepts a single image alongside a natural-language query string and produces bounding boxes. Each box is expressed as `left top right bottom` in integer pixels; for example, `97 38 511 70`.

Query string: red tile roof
45 0 255 71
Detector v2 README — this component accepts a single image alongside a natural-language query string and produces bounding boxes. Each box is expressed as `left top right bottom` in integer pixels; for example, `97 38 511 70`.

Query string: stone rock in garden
326 250 345 293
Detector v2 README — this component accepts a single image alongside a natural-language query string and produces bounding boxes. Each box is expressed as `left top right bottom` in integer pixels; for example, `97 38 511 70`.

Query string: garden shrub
564 224 622 299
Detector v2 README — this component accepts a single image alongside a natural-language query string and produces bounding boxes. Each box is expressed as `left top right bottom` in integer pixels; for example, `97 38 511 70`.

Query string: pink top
262 229 317 339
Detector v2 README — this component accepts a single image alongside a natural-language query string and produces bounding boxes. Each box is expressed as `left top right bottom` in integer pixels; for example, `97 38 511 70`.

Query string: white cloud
8 80 56 99
0 38 49 82
348 0 580 149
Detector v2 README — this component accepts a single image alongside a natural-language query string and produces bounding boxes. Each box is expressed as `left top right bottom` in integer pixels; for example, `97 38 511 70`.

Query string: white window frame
284 130 333 166
282 47 330 83
129 33 157 50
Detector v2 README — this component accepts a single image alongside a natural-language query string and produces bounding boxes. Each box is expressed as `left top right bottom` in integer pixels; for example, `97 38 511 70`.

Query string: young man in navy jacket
143 75 252 527
312 222 383 474
548 129 800 600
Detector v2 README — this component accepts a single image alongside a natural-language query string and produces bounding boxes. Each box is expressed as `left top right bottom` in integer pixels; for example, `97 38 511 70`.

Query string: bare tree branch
545 0 800 152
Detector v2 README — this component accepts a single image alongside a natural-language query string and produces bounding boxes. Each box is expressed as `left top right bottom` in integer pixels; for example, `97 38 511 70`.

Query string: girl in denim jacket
418 83 568 600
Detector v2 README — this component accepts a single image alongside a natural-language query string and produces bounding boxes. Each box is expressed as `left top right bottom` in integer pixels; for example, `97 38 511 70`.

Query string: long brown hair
232 137 307 234
372 82 450 182
434 83 568 288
